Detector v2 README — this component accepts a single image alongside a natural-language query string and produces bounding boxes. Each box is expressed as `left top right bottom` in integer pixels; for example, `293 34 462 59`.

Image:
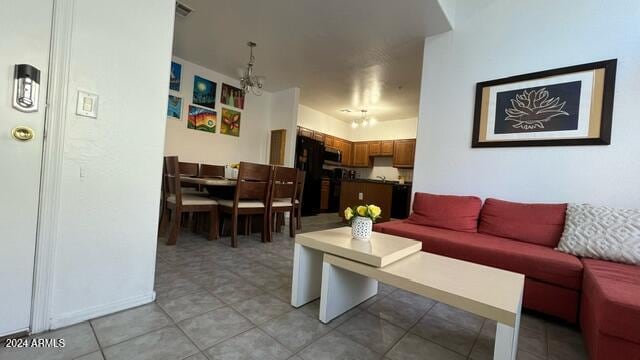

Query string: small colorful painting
220 108 241 137
188 105 217 133
193 75 216 109
170 62 182 91
167 95 182 119
221 83 245 109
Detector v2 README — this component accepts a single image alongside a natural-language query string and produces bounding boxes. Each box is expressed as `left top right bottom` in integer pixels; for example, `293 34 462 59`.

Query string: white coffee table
291 227 421 310
291 226 525 360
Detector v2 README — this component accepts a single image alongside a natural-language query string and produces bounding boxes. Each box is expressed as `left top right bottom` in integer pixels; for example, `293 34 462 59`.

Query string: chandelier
239 41 265 96
351 109 376 128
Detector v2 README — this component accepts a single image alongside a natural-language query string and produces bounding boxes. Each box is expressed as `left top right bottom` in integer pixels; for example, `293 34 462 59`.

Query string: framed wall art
170 61 182 91
167 95 182 119
192 75 217 109
220 108 241 137
472 59 616 147
187 105 217 133
221 83 245 109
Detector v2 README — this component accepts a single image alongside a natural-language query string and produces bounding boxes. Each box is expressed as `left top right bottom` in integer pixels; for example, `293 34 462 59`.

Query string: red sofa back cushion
407 192 482 232
478 198 567 247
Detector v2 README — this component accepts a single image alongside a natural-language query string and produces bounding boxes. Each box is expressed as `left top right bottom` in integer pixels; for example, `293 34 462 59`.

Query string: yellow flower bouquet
343 204 382 224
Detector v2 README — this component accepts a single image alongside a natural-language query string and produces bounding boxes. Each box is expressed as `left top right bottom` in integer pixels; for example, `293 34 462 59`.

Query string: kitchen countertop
341 178 412 186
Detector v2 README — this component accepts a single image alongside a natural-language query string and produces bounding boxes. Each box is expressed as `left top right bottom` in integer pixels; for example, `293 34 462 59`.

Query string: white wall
270 88 300 166
297 105 352 139
164 56 272 165
50 0 175 327
348 117 418 142
414 0 640 208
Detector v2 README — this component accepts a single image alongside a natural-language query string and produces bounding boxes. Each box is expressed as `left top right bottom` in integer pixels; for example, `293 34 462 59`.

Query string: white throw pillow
556 203 640 265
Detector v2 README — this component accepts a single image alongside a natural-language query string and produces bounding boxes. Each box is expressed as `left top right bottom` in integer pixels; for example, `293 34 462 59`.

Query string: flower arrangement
344 204 382 224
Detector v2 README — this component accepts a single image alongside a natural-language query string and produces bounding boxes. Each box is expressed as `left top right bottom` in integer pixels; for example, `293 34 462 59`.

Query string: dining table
181 176 237 199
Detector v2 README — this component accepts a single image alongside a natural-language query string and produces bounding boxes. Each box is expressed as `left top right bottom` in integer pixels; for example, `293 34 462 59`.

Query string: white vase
351 216 373 241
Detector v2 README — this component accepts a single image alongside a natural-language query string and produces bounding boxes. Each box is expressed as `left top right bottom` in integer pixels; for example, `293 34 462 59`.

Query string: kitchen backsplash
356 157 413 182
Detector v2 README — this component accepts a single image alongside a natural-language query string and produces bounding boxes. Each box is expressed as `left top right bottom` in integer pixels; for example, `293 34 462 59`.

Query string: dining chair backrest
296 170 306 205
164 156 182 203
233 162 273 204
271 166 298 205
178 161 199 177
200 164 225 178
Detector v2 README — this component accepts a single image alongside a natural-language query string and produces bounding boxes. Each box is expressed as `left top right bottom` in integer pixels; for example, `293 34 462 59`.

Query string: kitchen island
339 179 397 222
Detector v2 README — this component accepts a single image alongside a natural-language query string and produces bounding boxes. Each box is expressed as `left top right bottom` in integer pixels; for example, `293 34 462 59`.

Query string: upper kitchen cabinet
369 140 394 156
298 126 314 139
324 135 335 148
332 137 352 166
351 142 371 167
393 139 416 168
368 141 381 156
380 140 394 155
312 131 325 143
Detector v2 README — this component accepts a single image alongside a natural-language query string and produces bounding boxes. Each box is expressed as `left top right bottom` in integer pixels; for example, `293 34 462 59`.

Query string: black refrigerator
295 136 325 216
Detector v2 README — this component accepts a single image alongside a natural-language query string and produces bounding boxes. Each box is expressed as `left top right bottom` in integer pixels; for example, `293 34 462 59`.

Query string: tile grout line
87 320 107 359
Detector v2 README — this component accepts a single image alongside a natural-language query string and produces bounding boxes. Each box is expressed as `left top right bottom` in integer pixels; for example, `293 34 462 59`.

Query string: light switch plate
76 90 98 118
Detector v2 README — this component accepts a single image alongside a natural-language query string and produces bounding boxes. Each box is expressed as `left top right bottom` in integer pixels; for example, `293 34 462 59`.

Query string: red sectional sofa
373 192 640 360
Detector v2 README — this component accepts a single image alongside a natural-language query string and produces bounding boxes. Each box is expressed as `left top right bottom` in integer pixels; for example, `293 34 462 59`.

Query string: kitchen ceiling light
352 109 374 128
239 41 265 96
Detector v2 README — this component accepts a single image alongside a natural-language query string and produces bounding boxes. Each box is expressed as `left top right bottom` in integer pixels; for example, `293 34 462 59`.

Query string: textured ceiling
173 0 452 121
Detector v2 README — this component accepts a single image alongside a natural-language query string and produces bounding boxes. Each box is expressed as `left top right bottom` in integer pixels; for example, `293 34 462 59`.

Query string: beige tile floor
0 213 588 360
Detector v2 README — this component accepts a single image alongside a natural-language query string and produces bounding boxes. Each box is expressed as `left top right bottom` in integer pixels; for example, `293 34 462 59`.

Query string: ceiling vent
175 1 193 17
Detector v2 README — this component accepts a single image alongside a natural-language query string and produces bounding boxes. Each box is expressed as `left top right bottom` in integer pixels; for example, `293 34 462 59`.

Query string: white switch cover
76 90 98 118
358 192 363 200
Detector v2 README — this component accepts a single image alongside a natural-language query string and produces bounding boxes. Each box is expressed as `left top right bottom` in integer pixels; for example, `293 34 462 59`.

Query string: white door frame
30 0 75 334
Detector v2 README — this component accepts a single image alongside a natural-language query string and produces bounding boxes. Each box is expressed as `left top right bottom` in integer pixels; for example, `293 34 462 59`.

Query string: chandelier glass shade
352 110 375 128
240 41 265 96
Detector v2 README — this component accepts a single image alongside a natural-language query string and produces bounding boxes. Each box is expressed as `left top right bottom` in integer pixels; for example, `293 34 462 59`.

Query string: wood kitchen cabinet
298 126 314 139
333 138 352 166
380 140 394 155
324 135 335 148
351 142 371 167
339 180 392 222
312 131 325 143
368 141 381 156
393 139 416 168
320 178 330 210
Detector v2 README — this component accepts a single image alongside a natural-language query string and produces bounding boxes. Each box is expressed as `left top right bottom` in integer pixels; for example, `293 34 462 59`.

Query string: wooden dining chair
159 156 219 245
199 164 225 178
293 170 306 230
269 166 298 238
218 162 273 247
178 161 201 193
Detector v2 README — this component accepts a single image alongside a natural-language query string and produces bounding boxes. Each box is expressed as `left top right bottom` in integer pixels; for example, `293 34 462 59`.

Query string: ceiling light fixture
352 109 374 128
240 41 265 96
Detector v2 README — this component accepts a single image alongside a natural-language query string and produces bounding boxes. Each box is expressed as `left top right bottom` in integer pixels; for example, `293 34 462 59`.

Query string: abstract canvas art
167 95 182 119
170 62 182 91
188 105 217 133
193 75 216 109
472 59 616 147
220 108 241 137
221 83 245 109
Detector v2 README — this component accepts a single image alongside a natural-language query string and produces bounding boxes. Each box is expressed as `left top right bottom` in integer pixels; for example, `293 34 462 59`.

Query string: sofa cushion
407 193 482 232
374 220 583 290
557 203 640 265
478 198 567 247
582 259 640 344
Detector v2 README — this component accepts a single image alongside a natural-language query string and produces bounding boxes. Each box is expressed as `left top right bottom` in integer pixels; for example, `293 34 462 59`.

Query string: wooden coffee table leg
493 291 522 360
291 243 323 307
319 260 378 324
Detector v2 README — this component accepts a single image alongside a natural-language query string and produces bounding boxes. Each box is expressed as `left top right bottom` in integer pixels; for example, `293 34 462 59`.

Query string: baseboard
48 291 156 330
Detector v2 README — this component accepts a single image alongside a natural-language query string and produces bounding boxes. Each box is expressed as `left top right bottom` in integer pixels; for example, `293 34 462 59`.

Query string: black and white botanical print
494 81 581 134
